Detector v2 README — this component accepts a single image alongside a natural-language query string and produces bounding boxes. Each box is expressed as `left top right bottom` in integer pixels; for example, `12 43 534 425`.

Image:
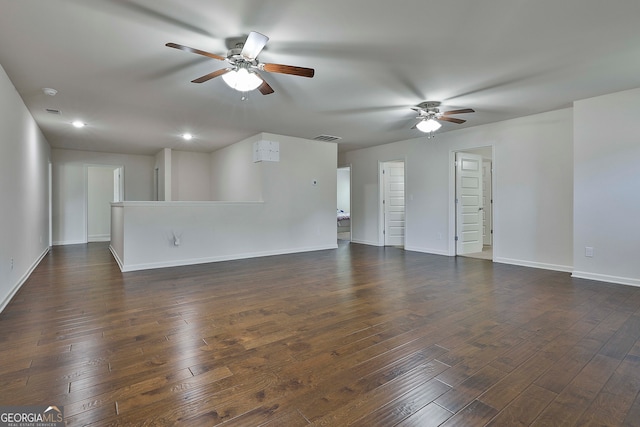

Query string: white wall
257 133 338 244
154 148 171 201
0 64 51 312
171 150 212 201
467 146 492 160
341 108 574 271
573 88 640 286
210 136 263 201
87 166 116 241
52 149 154 245
111 133 337 271
337 167 351 212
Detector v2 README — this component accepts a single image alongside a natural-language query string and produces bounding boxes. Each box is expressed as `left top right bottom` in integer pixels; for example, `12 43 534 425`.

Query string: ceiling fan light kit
221 66 263 92
416 118 442 133
166 31 315 97
411 101 475 137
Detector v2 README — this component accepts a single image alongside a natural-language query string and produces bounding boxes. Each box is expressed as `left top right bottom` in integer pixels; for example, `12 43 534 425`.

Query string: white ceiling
2 0 640 155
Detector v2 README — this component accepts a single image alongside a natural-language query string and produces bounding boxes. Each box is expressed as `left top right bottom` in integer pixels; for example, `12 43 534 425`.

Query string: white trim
404 246 450 257
351 238 383 247
109 245 125 271
571 271 640 288
378 161 385 245
494 257 572 273
0 247 49 313
88 234 111 242
112 244 338 272
337 164 352 237
48 162 53 247
448 149 455 256
111 201 264 207
53 239 86 246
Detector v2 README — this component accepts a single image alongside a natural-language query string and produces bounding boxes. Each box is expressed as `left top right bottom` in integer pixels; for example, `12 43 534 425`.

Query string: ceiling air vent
45 108 61 115
313 134 342 142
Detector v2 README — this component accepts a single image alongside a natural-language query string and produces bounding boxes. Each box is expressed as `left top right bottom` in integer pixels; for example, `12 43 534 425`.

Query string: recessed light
72 120 85 128
182 133 193 141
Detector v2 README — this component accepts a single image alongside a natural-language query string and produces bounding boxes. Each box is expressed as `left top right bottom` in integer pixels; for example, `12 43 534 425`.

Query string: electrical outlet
585 246 594 257
10 258 14 270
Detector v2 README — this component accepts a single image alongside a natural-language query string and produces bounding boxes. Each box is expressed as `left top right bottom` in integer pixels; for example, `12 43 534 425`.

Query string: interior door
383 161 405 246
482 160 492 246
456 152 483 254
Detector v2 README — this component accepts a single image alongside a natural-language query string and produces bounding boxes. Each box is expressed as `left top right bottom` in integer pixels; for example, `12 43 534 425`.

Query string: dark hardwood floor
1 242 640 426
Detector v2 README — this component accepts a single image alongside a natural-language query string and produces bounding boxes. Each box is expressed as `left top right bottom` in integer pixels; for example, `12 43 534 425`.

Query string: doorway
337 166 351 241
86 165 123 243
380 160 405 247
454 147 493 260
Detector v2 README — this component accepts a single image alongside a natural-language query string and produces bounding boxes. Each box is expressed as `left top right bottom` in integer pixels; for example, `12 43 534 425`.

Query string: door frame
84 164 124 243
48 162 53 247
482 159 493 246
378 159 406 246
337 164 352 238
448 146 495 256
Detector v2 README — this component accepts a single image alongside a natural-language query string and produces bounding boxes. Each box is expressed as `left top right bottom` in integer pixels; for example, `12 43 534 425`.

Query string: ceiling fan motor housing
227 47 243 58
414 101 442 118
417 101 441 110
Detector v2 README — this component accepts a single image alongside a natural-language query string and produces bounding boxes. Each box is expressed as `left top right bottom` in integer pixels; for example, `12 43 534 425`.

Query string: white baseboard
88 234 110 242
404 245 449 256
350 238 382 246
109 245 125 272
493 257 573 273
571 271 640 288
0 246 50 313
53 239 86 246
113 244 339 272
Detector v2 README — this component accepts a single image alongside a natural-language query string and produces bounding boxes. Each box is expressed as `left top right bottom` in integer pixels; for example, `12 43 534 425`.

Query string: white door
482 160 492 246
456 152 483 254
383 161 405 246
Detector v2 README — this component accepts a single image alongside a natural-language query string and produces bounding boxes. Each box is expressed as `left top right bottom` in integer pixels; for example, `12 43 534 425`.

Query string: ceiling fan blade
191 68 230 83
442 108 475 115
166 42 226 61
258 80 275 95
241 31 269 60
438 116 466 124
262 63 315 78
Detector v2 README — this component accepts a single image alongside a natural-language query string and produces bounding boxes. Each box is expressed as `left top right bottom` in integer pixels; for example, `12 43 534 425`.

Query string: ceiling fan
411 101 474 133
166 31 315 96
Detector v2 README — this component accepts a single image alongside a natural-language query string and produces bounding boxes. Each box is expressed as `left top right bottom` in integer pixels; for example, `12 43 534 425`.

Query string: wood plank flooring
1 242 640 426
